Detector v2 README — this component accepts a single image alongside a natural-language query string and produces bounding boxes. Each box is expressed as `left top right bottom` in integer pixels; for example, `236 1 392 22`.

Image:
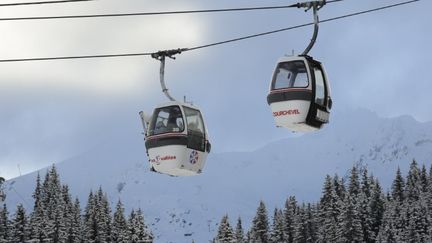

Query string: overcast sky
0 0 430 179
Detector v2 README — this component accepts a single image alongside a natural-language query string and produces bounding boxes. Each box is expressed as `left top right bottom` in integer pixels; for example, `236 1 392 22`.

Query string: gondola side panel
148 145 207 176
270 100 318 132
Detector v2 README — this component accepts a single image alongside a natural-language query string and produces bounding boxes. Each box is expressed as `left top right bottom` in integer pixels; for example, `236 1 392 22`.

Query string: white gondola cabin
267 55 332 132
140 101 211 176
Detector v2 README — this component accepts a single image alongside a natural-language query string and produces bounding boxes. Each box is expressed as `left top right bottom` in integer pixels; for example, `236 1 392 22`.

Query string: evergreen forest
213 160 432 243
1 160 432 242
0 166 153 243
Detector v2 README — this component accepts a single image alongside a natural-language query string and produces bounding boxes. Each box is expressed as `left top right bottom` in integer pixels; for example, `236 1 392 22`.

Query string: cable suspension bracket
151 48 188 102
297 0 327 55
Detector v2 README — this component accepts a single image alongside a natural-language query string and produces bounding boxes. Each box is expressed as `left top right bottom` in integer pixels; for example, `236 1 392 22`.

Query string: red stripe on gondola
146 133 187 140
270 88 311 94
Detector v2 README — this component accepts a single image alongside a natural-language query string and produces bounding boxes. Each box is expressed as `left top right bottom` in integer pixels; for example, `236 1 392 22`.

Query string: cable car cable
0 52 154 63
0 0 93 7
184 0 420 52
0 0 344 21
0 0 420 63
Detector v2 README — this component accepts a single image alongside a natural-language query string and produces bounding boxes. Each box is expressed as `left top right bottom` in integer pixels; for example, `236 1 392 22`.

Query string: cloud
0 1 207 95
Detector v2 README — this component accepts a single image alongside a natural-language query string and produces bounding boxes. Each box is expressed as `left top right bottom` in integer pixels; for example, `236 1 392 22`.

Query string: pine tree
391 167 405 202
128 209 153 243
358 189 374 242
245 230 252 243
83 187 115 243
95 187 112 242
369 178 385 238
234 217 245 243
429 164 432 186
269 208 285 243
406 160 422 201
317 175 339 242
136 209 153 243
112 200 129 243
348 166 361 197
36 166 68 243
61 185 76 243
361 169 372 198
250 201 269 243
333 174 346 200
403 194 430 243
291 203 318 243
378 167 409 242
283 196 297 243
402 161 430 242
51 168 67 243
0 204 10 242
420 164 428 193
428 164 432 237
306 203 318 243
31 173 42 213
127 210 140 243
393 167 407 238
359 170 374 242
293 204 308 243
336 168 363 243
11 204 29 243
377 198 401 242
215 214 235 243
336 194 363 243
29 172 49 242
0 177 5 203
28 167 67 242
83 191 97 242
66 198 82 243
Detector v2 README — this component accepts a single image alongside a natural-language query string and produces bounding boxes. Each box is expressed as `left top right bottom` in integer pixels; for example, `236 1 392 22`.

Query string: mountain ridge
4 108 432 242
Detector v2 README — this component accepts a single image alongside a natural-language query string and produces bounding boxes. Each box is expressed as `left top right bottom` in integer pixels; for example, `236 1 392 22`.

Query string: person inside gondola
166 107 184 132
155 120 167 134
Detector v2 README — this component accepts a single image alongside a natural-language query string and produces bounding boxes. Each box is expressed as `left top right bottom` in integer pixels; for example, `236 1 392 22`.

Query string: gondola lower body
270 100 320 132
146 144 208 176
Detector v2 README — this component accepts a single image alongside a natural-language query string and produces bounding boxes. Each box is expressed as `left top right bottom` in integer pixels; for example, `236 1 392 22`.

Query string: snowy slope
4 108 432 242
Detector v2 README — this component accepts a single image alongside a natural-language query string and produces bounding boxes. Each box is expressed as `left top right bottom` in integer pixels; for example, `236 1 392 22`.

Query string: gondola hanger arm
151 48 188 102
296 1 326 55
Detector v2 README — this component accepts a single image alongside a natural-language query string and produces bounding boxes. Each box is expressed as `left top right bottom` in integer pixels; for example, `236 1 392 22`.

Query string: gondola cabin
267 55 332 132
140 101 211 176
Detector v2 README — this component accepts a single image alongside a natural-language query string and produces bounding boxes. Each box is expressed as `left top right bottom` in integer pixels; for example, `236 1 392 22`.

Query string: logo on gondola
273 109 300 117
189 150 199 164
150 155 176 165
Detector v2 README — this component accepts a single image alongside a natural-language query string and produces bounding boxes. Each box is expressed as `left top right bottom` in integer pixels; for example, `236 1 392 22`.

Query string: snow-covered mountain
4 108 432 242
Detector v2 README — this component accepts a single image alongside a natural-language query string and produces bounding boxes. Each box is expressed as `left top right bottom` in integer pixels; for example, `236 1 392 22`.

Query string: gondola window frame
148 105 185 136
271 60 310 90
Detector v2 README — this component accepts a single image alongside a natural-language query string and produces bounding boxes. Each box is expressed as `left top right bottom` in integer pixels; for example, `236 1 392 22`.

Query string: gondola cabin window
184 107 205 135
313 67 326 106
149 106 184 136
272 61 309 90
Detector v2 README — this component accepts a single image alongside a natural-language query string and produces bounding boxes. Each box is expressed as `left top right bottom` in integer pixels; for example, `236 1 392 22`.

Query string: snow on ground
4 108 432 242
